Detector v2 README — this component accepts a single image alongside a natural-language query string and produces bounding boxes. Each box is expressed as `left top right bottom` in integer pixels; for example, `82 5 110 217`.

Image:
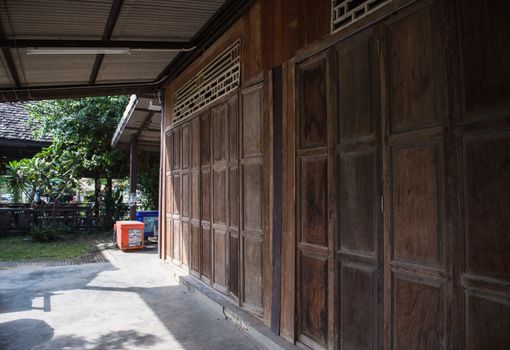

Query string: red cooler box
116 220 144 251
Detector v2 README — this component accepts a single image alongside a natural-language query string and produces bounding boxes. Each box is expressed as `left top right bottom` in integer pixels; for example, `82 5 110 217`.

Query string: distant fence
0 203 111 235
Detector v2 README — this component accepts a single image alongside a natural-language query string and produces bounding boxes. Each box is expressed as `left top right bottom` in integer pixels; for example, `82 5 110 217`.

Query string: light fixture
25 47 131 55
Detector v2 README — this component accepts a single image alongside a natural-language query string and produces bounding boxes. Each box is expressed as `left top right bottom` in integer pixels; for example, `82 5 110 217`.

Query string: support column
129 137 138 220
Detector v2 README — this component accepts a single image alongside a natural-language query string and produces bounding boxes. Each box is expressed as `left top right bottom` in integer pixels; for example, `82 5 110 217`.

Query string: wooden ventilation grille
332 0 390 33
172 41 241 125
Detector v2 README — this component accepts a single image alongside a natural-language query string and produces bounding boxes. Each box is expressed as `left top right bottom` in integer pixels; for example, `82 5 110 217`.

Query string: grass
0 231 112 261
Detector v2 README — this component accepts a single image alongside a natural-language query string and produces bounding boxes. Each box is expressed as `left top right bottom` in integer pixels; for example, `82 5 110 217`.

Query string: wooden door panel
182 173 190 218
166 217 172 258
229 167 239 228
173 175 181 216
213 105 227 163
173 219 181 261
166 175 173 216
335 26 382 350
340 262 377 350
229 232 240 297
338 151 377 254
202 226 211 279
182 124 190 169
191 224 200 273
392 143 443 265
299 253 328 347
228 95 240 299
241 87 263 158
243 236 264 309
296 52 331 348
182 221 189 266
213 170 226 225
337 29 375 142
173 128 181 170
201 172 210 222
463 135 510 278
242 164 263 232
201 111 211 165
458 0 510 119
240 83 265 312
191 118 200 168
299 61 327 149
191 173 200 220
466 293 510 350
393 275 443 350
387 4 441 133
229 97 239 160
166 131 173 171
214 229 227 289
300 157 328 246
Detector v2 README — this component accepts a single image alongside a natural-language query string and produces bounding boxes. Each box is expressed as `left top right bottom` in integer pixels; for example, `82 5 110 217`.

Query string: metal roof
112 94 161 151
0 0 253 102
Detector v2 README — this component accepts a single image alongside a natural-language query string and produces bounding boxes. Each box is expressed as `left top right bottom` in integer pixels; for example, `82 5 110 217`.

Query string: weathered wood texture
288 0 510 349
161 0 510 349
295 52 332 349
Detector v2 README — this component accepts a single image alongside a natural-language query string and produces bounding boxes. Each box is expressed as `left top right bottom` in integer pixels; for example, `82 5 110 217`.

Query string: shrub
30 226 61 242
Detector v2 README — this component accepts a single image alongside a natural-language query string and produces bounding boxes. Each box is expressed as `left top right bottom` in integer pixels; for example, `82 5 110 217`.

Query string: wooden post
129 137 138 220
105 176 113 228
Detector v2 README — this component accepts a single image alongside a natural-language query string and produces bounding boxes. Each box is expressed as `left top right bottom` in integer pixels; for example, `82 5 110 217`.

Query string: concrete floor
0 246 264 350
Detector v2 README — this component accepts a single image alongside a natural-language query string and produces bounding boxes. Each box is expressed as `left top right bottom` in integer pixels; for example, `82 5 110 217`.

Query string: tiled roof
0 102 52 143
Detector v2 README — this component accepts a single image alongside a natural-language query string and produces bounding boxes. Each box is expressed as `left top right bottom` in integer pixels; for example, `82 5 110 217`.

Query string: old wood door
296 51 334 349
335 26 383 350
382 1 450 349
455 0 510 348
240 82 265 315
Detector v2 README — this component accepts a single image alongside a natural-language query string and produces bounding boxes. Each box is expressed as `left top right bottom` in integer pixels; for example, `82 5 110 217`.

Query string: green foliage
26 96 129 178
138 165 159 210
5 141 80 203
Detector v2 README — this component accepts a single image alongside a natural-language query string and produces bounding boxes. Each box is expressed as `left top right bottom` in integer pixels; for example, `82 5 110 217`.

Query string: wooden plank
271 65 283 334
280 58 296 342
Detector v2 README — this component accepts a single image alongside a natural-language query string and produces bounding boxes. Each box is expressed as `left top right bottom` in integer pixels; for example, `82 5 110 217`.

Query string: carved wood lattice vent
172 41 241 125
332 0 391 33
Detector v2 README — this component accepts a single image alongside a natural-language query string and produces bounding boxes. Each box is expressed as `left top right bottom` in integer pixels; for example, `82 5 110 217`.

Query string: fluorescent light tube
26 47 131 55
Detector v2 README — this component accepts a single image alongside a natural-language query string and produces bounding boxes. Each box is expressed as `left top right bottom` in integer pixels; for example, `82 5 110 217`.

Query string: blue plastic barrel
135 210 159 238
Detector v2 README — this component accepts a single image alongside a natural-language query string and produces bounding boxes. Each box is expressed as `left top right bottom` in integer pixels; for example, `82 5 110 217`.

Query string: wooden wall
161 0 510 349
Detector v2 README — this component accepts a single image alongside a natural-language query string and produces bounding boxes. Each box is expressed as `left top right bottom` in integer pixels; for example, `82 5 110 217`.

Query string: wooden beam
0 19 21 87
89 0 124 85
129 136 138 220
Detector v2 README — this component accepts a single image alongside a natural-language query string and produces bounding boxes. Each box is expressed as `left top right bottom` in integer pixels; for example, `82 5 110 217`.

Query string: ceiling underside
0 0 252 102
112 95 161 152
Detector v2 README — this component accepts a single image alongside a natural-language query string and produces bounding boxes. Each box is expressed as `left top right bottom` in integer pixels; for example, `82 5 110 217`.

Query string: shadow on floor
0 247 261 350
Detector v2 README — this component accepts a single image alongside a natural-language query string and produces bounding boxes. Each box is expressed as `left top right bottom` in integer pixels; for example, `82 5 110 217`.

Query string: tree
5 141 80 204
26 96 129 180
23 96 129 227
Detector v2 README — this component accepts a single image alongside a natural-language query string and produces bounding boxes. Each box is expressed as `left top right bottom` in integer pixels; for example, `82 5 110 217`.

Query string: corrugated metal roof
0 0 111 40
15 51 96 85
112 95 161 150
0 0 246 101
96 51 178 83
112 0 225 41
0 53 13 86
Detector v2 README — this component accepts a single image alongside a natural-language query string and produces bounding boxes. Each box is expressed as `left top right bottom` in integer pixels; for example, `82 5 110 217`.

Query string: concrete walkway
0 246 264 350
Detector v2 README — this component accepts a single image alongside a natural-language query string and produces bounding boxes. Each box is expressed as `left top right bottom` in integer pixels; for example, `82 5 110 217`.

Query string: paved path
0 246 264 350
